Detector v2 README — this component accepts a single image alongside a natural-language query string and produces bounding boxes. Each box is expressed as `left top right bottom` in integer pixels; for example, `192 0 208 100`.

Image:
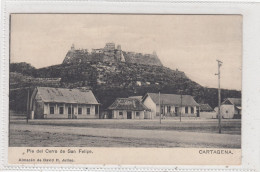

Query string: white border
1 0 260 171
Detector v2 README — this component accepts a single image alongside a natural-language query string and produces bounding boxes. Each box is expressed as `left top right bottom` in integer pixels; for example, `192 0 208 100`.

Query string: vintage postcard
8 13 242 165
1 1 260 172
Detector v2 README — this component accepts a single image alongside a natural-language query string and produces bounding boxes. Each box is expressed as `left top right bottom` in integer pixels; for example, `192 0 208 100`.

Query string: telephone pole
216 60 223 133
180 91 183 122
180 76 183 122
159 91 161 124
26 89 30 124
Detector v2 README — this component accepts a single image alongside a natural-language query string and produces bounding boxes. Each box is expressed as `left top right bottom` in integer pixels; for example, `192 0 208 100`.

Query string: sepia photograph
9 14 242 149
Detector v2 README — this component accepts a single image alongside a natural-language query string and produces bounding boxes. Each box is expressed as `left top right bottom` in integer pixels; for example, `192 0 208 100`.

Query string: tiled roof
145 93 199 106
36 87 99 104
200 104 213 111
108 98 149 111
222 98 241 106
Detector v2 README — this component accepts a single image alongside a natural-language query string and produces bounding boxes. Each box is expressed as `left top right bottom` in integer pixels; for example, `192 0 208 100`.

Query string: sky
10 14 242 90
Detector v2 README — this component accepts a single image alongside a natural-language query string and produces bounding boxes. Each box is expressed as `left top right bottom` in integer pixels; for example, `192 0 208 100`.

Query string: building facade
199 104 217 119
220 98 241 119
30 87 100 119
142 93 200 118
107 98 150 119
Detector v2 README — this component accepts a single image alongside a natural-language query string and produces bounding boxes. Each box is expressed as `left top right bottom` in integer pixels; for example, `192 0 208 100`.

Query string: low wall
200 112 217 119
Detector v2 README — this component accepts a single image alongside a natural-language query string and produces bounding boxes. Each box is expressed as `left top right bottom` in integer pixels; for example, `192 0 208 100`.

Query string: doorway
68 107 74 119
127 111 132 119
175 107 179 116
197 109 200 117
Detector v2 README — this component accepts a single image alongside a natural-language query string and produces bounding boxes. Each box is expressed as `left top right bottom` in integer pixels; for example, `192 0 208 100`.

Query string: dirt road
10 123 241 148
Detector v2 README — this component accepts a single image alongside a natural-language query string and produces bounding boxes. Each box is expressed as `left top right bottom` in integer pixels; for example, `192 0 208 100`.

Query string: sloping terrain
9 62 241 112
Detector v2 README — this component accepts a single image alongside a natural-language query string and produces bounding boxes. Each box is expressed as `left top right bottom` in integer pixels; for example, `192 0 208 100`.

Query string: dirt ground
9 114 241 148
9 129 200 147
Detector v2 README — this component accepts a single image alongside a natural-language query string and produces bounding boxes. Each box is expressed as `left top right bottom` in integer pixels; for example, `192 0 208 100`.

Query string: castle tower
104 42 115 50
115 44 124 62
117 45 121 51
71 44 75 51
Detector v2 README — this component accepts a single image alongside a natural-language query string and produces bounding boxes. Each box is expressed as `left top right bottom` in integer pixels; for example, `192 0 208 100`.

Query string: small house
107 98 150 119
199 104 216 119
220 98 241 119
142 93 200 118
30 87 100 119
200 104 214 112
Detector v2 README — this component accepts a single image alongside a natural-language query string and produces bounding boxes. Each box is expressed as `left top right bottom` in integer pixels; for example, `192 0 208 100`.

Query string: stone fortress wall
63 43 162 66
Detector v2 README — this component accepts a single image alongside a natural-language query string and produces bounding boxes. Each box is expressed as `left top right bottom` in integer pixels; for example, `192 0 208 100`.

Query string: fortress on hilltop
62 43 163 66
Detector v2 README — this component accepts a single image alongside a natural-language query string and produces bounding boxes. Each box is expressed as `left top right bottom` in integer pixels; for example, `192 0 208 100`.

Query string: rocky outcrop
62 43 162 66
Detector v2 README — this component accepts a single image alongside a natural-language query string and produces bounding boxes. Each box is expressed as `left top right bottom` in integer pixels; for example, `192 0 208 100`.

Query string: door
175 107 179 116
68 107 74 119
197 109 200 117
68 107 71 119
127 111 132 119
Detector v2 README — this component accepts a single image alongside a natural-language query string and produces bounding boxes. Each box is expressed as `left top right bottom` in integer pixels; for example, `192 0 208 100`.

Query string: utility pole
180 91 183 122
159 91 161 124
179 76 183 122
216 60 223 133
26 89 30 124
162 100 164 120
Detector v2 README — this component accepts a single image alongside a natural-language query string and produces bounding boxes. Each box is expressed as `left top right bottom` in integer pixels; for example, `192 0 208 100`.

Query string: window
191 107 194 114
95 105 99 114
59 107 64 114
50 106 54 114
78 107 82 115
68 107 71 114
167 106 171 113
185 107 188 114
119 112 123 116
87 108 90 115
226 110 228 113
136 112 140 117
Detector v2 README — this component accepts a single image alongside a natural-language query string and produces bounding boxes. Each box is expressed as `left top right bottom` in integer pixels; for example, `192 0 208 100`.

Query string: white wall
220 104 235 119
43 103 98 119
200 112 217 119
143 95 156 117
112 110 145 119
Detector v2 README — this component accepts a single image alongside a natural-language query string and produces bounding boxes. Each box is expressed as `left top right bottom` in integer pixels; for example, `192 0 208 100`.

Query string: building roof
36 87 99 104
222 98 241 107
108 98 150 111
200 104 213 111
128 96 143 101
144 93 199 106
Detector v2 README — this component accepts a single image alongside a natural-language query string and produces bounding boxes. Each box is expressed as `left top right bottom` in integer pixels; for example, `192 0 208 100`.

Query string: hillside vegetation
9 62 241 112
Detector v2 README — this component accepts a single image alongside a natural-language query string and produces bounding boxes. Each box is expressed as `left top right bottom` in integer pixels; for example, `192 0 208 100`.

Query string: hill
9 61 241 112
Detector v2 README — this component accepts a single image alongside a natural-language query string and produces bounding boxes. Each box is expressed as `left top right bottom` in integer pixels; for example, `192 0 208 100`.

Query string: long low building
108 98 150 119
30 87 100 119
142 93 200 118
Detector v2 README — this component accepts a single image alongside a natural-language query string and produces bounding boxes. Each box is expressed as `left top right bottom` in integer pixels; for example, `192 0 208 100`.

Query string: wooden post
180 93 182 122
26 89 30 123
216 60 223 134
97 105 99 118
162 100 164 119
159 92 161 124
